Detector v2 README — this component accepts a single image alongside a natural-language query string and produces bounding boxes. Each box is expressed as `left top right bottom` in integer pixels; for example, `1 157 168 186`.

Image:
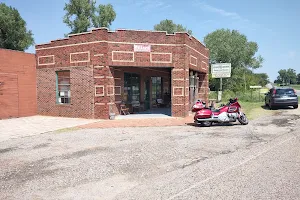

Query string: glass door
151 77 162 106
124 73 140 103
144 79 150 110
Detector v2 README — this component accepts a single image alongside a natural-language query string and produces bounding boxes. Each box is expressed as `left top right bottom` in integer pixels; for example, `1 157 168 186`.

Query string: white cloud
193 1 274 33
198 2 242 20
129 0 171 13
288 51 296 59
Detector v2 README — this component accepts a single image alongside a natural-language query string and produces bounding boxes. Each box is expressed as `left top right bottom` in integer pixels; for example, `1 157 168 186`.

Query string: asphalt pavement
0 108 300 200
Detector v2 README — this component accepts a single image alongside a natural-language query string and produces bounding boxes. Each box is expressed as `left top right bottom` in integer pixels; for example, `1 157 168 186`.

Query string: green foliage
63 0 116 34
93 4 116 28
297 73 300 84
154 19 192 35
0 3 34 51
275 68 297 85
204 29 265 92
209 90 265 103
290 84 300 90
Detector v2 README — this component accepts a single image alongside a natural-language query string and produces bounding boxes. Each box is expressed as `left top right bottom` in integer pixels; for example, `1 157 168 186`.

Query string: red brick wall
0 73 18 118
36 66 94 118
36 28 209 119
0 49 36 119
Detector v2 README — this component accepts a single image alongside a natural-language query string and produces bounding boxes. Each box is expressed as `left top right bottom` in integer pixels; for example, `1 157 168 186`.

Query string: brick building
35 28 209 119
0 49 37 119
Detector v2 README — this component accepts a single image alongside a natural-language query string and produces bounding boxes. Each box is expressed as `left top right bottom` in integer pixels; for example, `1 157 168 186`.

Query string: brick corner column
93 65 115 119
171 68 189 117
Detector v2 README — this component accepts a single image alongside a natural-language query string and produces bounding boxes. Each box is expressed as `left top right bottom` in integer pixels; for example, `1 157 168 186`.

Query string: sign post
211 63 231 102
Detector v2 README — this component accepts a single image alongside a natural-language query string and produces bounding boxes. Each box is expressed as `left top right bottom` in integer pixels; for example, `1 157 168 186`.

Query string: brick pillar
93 65 115 119
198 73 209 104
204 73 209 103
171 68 189 117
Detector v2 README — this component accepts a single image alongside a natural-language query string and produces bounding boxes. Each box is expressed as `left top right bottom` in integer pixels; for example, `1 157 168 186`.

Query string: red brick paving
79 116 194 129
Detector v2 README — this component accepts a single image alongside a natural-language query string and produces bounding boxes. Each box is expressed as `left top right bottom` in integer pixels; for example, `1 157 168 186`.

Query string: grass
239 101 277 120
290 85 300 90
209 90 266 103
275 84 300 90
53 127 80 134
213 101 279 120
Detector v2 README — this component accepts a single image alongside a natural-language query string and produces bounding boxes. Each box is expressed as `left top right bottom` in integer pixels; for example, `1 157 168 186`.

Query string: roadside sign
250 86 262 89
260 88 269 94
211 63 231 78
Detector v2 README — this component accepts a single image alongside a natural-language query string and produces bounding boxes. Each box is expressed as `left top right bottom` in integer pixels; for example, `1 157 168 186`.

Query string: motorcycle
192 98 249 127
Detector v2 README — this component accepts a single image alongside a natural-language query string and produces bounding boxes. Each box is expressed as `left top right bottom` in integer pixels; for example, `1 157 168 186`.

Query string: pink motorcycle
192 98 249 127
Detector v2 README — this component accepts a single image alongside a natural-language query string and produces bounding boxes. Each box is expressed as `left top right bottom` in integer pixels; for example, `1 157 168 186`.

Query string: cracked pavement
0 108 300 200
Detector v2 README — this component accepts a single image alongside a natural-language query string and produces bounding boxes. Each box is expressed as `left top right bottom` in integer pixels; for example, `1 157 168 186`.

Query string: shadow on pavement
185 122 241 127
261 105 295 110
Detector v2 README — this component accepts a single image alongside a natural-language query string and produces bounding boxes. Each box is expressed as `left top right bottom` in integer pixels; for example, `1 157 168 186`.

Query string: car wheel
269 103 273 110
294 105 298 109
265 101 269 107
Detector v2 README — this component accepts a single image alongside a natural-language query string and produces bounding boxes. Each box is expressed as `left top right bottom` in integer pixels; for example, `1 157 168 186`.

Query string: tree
297 73 300 84
154 19 192 35
286 68 297 84
255 73 269 86
63 0 116 34
93 4 116 28
204 29 264 92
0 3 34 51
276 68 297 85
276 69 287 84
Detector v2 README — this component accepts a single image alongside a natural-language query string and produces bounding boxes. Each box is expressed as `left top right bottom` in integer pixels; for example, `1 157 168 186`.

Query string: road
0 108 300 200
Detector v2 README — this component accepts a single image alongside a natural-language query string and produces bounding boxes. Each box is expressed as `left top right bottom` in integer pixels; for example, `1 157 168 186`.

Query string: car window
276 89 295 95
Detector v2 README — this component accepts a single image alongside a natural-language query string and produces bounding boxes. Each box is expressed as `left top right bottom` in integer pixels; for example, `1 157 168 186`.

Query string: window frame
56 70 71 105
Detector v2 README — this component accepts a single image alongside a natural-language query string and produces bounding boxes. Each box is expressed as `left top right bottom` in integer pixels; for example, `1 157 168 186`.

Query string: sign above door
134 44 151 52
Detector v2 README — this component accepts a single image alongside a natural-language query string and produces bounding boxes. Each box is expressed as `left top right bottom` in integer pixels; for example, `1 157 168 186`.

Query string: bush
209 90 265 102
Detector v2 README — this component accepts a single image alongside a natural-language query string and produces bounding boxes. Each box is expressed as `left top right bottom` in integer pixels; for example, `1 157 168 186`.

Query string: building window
56 71 71 104
124 73 140 103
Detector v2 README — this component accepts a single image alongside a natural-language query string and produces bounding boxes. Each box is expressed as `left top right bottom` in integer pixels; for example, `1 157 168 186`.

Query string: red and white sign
134 44 151 52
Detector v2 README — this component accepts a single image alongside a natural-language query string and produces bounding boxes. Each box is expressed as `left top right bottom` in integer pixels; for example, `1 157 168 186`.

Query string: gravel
0 109 300 200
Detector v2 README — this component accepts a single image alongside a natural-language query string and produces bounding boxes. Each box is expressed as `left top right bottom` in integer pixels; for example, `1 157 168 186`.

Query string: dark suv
265 87 298 109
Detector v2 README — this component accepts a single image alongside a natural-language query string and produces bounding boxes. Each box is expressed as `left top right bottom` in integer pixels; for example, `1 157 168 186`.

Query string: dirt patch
182 157 208 168
271 115 300 127
33 143 50 149
1 158 58 186
61 147 107 160
0 147 17 154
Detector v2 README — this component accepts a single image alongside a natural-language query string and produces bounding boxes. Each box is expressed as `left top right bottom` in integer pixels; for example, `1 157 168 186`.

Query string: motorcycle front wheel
201 121 212 127
238 112 248 125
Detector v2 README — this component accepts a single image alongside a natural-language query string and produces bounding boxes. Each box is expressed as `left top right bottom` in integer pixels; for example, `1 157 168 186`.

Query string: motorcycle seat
210 108 220 112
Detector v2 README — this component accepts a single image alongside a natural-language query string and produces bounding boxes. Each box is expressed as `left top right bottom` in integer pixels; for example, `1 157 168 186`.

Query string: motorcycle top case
195 109 212 119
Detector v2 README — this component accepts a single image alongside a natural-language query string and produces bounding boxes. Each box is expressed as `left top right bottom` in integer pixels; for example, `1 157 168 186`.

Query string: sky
2 0 300 81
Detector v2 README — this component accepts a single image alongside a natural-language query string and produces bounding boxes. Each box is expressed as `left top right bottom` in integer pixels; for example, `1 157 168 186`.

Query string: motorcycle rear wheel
201 121 212 127
238 112 248 125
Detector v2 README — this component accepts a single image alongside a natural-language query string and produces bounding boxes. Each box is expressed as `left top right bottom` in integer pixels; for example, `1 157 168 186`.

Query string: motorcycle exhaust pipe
196 118 219 122
196 118 237 123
